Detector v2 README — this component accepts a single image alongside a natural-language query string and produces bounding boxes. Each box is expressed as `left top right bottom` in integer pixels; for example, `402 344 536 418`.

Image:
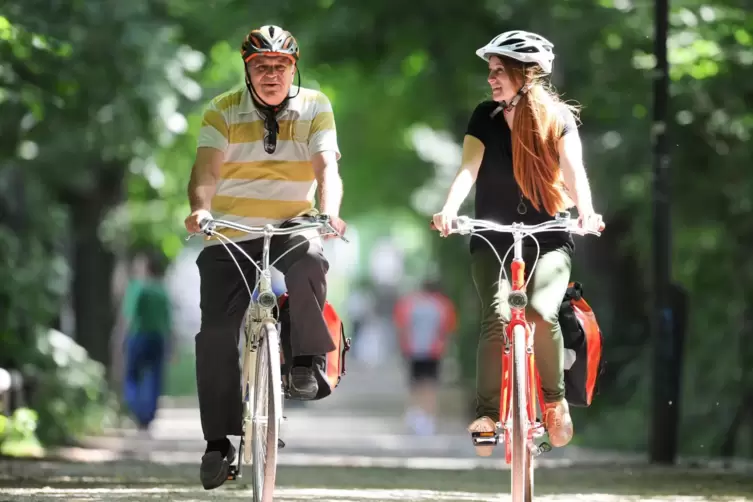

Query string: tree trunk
68 164 126 374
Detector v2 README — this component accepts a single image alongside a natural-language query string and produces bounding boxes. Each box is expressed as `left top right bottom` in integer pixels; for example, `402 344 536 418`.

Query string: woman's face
487 56 517 104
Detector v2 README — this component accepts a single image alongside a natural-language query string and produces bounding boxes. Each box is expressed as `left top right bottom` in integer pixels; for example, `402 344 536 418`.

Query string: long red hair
502 57 579 216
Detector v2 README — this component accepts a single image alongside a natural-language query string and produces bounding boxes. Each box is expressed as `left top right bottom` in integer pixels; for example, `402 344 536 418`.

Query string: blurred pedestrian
122 249 173 438
393 279 457 436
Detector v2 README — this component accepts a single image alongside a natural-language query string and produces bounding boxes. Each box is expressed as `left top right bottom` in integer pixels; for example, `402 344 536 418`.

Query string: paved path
79 356 643 469
4 486 745 502
2 358 752 501
2 458 753 501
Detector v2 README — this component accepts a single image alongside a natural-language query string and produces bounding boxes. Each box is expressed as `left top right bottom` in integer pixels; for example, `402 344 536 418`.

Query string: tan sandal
544 399 574 447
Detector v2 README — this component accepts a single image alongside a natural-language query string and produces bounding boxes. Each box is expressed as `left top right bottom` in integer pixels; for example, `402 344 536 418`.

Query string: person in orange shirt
393 279 457 436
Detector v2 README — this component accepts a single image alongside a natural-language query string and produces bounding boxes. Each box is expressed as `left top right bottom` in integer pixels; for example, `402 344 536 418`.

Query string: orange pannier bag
277 294 351 400
559 282 605 407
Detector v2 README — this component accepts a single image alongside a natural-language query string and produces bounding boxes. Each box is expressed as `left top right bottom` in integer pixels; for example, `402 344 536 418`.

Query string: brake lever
324 224 349 243
185 229 210 242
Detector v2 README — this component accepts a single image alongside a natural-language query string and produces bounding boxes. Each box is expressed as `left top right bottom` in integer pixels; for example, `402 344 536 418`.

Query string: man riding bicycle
184 25 346 490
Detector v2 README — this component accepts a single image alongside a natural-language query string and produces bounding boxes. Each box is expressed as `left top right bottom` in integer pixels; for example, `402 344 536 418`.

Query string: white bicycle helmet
476 30 555 74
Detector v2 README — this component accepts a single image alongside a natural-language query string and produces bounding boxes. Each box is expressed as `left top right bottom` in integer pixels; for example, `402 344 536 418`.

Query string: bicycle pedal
539 442 552 453
227 465 238 481
471 430 499 446
278 438 285 449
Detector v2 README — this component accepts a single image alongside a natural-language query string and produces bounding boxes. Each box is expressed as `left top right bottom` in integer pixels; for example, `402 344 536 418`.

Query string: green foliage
0 408 44 457
163 344 198 397
0 0 195 442
28 328 118 445
0 179 67 358
0 328 115 451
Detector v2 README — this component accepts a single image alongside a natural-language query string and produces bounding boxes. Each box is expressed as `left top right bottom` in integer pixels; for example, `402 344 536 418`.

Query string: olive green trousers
470 246 572 421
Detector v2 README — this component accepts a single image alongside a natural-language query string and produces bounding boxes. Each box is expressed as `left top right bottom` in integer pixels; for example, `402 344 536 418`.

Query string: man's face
246 55 296 106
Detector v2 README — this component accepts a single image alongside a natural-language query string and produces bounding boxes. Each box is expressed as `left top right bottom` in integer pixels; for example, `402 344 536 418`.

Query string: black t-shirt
465 100 577 256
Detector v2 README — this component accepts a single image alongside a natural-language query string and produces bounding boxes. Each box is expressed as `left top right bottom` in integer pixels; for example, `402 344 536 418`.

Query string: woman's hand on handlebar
578 212 605 233
431 210 456 237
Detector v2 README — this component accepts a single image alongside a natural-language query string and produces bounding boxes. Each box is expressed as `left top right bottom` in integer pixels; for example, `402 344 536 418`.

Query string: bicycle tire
511 323 533 502
251 322 282 502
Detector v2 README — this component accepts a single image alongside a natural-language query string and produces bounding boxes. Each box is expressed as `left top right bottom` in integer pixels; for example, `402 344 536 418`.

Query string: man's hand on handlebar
185 209 212 234
322 215 347 240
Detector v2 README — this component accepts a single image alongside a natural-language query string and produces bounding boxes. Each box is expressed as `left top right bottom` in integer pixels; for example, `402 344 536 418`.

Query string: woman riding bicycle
432 30 603 455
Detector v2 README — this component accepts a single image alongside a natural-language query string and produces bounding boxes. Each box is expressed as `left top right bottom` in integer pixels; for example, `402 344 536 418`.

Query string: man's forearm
318 168 343 216
188 168 218 212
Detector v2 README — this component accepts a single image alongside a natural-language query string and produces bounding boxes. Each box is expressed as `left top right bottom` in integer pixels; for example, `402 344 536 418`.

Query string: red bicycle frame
431 213 600 502
499 255 547 464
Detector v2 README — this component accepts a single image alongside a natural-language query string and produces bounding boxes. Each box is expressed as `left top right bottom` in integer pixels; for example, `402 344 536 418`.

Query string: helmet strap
243 65 302 113
489 83 530 119
501 83 530 112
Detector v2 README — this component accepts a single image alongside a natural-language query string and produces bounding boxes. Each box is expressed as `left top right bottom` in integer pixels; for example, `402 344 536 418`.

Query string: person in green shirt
122 251 173 434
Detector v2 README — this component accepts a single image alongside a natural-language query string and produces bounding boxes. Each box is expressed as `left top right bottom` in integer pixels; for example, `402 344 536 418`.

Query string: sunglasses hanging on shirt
263 112 280 154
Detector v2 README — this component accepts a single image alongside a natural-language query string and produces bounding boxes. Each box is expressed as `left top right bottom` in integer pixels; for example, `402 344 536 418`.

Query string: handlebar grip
198 217 214 234
430 219 461 231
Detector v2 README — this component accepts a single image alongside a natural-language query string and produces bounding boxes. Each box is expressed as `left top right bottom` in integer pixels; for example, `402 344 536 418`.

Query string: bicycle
188 213 346 502
432 210 601 502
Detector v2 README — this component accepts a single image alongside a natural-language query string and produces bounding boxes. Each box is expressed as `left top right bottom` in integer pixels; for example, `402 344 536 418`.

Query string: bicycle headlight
258 291 277 309
508 291 528 309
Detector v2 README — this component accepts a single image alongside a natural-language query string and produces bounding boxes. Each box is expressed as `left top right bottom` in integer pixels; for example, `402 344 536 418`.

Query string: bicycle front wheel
511 323 534 502
251 322 282 502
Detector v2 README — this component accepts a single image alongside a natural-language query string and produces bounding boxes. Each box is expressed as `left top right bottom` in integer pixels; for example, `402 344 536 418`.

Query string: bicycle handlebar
430 212 603 237
196 214 349 242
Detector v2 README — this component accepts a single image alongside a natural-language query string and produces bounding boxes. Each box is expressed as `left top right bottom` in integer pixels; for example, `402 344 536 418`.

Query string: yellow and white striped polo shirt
196 85 340 244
